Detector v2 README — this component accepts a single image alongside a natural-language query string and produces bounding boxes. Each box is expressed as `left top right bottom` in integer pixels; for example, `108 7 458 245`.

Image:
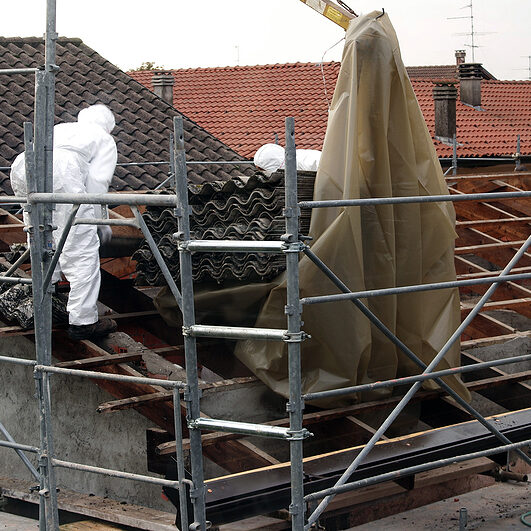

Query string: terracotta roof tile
0 37 254 195
129 62 528 159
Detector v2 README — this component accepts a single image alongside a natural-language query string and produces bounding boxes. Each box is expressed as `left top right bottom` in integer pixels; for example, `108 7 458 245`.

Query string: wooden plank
98 391 172 413
460 331 531 349
55 352 142 369
457 266 531 280
456 217 531 228
0 476 177 531
462 313 516 340
455 240 526 254
461 298 531 319
0 223 24 233
60 522 123 530
446 172 531 184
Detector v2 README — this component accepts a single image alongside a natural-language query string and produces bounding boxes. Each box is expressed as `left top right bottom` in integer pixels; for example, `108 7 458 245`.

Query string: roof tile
0 37 254 195
130 62 528 159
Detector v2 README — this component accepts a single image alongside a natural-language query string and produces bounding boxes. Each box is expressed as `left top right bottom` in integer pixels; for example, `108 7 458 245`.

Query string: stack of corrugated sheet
133 171 315 286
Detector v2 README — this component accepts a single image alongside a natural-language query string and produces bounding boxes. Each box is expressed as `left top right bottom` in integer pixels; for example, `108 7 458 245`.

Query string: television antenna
448 1 491 62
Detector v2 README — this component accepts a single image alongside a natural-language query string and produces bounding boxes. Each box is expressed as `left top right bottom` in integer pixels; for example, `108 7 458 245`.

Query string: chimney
433 81 457 141
152 72 174 106
455 50 466 66
458 63 482 108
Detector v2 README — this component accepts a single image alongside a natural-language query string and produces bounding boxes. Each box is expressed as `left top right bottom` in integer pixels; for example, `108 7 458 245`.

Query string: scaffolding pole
174 114 208 530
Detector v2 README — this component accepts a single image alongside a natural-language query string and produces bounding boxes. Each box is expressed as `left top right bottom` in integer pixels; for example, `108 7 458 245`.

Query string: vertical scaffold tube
173 387 189 531
26 109 59 531
173 116 208 530
284 118 305 530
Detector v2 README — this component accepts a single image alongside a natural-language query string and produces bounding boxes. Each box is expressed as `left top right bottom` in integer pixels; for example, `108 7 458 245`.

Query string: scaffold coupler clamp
187 418 204 430
282 206 301 219
283 331 310 343
280 237 306 253
189 521 212 530
286 427 313 441
183 386 200 407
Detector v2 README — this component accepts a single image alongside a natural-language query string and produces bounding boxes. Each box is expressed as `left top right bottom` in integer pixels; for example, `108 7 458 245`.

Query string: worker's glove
97 225 112 245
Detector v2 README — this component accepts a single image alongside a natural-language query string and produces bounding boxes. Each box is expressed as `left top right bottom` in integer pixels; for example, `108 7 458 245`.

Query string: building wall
0 334 174 513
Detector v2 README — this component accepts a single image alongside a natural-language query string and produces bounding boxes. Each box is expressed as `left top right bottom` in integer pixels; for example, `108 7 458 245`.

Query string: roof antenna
274 133 279 145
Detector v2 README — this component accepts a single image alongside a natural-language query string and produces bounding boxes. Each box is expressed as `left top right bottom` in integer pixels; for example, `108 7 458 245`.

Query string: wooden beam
456 217 531 229
0 476 177 531
461 298 531 319
55 352 143 369
455 240 526 255
446 171 531 185
460 331 531 349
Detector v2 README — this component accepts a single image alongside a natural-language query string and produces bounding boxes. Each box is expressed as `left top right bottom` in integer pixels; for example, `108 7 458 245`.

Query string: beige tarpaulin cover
232 11 470 405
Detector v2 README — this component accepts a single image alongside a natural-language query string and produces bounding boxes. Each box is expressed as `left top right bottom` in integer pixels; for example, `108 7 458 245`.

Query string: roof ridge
129 61 342 74
0 36 82 44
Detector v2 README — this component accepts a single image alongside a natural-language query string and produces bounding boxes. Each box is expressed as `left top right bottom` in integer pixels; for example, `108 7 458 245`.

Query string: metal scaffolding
0 1 530 530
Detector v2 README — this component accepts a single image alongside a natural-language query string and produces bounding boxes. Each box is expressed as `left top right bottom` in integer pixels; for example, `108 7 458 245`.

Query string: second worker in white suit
10 104 118 341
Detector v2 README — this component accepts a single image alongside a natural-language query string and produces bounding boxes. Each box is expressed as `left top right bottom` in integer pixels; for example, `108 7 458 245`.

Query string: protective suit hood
77 104 115 134
254 144 285 176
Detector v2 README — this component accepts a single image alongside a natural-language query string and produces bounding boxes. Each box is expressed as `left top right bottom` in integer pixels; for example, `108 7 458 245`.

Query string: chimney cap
433 81 458 100
459 63 483 79
152 71 175 86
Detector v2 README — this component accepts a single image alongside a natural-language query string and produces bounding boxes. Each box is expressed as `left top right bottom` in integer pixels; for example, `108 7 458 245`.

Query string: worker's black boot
68 318 117 341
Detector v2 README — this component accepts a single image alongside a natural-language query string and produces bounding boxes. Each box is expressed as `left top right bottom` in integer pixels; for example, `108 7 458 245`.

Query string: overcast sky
2 1 530 80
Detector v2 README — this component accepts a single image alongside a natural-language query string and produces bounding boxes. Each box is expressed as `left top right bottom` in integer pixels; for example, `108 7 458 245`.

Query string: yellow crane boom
299 0 357 30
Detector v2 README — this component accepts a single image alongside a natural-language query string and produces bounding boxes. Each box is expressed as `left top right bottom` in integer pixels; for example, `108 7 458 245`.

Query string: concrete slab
349 481 530 530
0 511 38 530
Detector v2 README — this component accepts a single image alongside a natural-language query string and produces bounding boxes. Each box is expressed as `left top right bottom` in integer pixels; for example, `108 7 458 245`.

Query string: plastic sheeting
254 144 322 176
233 11 470 405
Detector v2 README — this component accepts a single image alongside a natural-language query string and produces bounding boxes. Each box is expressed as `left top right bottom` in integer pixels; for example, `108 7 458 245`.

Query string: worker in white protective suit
10 104 118 341
253 143 322 176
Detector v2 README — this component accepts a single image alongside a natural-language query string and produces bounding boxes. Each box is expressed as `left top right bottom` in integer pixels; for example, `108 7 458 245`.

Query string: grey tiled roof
0 37 253 195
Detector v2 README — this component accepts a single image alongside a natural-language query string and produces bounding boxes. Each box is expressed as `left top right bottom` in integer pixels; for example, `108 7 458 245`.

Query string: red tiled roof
407 65 458 79
129 62 531 159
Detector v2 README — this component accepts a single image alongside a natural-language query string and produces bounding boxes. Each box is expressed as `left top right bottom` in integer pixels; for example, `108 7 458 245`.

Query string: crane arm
299 0 357 30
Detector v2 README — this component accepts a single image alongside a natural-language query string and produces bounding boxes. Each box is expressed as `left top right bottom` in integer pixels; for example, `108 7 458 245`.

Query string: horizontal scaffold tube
73 218 140 227
185 324 288 341
304 352 531 401
189 417 311 440
180 240 286 253
0 68 39 75
0 276 32 285
0 355 36 366
27 192 178 207
301 273 531 305
52 458 180 488
299 190 531 209
0 439 39 454
35 365 185 389
304 437 531 503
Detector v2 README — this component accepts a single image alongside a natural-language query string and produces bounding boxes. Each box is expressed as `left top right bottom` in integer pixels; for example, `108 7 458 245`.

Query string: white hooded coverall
253 143 322 176
10 104 117 326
